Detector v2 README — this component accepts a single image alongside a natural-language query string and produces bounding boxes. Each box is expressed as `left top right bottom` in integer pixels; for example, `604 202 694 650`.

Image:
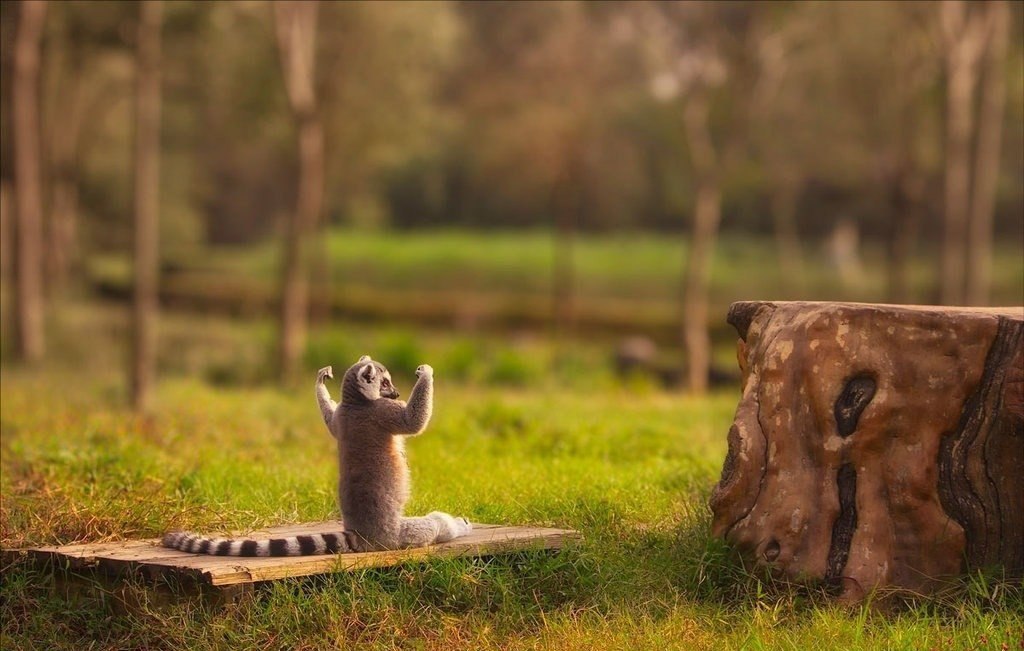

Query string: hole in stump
826 463 858 586
835 375 876 438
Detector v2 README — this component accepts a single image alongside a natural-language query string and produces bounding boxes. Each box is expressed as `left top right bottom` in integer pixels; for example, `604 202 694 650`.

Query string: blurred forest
1 0 1022 400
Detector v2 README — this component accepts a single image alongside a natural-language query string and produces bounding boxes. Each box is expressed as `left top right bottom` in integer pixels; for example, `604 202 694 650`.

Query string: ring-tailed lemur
162 355 472 556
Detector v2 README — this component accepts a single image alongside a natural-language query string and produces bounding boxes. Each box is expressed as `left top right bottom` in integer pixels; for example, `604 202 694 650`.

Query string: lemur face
355 355 399 401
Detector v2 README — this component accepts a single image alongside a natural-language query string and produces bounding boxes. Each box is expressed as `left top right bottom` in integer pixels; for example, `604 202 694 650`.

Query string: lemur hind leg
398 512 472 548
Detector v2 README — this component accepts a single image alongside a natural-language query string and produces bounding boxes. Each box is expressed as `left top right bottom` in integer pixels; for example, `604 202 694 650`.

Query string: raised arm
384 364 434 435
315 366 338 426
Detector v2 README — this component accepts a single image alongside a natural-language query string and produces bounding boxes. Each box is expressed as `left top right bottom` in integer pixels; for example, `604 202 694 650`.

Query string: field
89 229 1024 345
1 298 1022 650
3 232 1023 649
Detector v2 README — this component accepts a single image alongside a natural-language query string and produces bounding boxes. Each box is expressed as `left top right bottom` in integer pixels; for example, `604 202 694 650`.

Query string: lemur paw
415 364 434 378
317 366 333 383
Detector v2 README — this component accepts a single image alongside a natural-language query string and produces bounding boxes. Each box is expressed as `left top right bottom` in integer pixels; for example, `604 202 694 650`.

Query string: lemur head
343 355 399 402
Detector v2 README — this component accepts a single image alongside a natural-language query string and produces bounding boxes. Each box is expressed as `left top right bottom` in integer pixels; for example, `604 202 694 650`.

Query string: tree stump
710 301 1024 600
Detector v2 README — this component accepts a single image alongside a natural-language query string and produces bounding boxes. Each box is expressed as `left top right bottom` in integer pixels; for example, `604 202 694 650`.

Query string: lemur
162 355 472 556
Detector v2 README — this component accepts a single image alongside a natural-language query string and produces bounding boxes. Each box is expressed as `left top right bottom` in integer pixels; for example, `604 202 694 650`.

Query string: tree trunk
0 181 11 342
12 0 47 364
552 218 574 341
0 181 11 293
714 301 1023 602
131 0 162 412
308 202 332 327
886 172 924 305
965 0 1009 307
770 180 803 292
552 140 580 343
939 1 987 306
47 170 78 292
273 0 323 383
681 91 721 394
45 32 86 295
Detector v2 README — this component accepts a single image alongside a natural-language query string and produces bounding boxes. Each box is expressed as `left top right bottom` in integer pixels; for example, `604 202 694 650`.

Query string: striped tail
161 530 353 556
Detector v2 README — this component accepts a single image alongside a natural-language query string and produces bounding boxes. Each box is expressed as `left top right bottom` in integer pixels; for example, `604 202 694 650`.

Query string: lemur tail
162 530 353 556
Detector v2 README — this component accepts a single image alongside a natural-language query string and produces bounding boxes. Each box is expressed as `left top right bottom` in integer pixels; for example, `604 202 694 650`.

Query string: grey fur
162 356 469 556
321 356 472 551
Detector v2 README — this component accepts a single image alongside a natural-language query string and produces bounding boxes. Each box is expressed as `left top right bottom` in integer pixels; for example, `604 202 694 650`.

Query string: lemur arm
315 366 338 427
382 365 434 435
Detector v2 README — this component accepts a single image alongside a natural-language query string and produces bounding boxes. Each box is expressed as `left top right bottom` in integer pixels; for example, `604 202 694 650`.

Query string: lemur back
162 355 471 556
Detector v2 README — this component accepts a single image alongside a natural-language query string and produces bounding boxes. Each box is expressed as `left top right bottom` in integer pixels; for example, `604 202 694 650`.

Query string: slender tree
1 12 13 306
12 0 47 363
680 85 723 394
750 21 805 290
131 0 162 411
637 1 738 394
939 0 990 306
273 0 324 383
453 4 612 350
885 165 926 304
43 7 88 294
965 0 1009 306
552 136 582 342
0 185 10 287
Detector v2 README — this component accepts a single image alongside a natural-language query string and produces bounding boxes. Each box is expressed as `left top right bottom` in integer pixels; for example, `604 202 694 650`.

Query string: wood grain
3 523 580 587
712 300 1023 600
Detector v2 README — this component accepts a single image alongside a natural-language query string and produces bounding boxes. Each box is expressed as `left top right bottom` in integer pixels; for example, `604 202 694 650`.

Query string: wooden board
3 522 579 587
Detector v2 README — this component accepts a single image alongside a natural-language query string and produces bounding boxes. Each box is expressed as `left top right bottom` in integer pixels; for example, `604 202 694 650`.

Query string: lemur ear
360 363 377 383
358 355 372 363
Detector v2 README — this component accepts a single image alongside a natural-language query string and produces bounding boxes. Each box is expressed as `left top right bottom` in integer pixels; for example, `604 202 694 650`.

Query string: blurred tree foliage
1 0 1021 251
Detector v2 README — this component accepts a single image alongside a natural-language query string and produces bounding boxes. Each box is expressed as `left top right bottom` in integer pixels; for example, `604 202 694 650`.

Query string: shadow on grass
0 543 601 647
2 503 1021 650
627 518 1024 621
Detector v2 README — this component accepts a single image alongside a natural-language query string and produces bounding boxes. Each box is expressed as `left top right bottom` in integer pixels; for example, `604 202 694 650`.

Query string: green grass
90 229 1024 331
223 228 1024 305
1 306 1022 650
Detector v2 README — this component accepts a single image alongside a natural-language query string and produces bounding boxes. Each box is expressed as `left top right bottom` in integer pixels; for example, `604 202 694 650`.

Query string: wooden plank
212 526 573 585
4 540 157 570
4 523 579 587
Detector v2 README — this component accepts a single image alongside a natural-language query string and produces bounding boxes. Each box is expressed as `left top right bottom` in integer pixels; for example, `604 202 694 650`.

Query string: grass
88 229 1024 343
1 304 1022 650
193 228 1024 305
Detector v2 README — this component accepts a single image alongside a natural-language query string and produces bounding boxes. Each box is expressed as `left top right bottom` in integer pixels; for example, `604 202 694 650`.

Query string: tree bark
131 0 162 412
12 0 47 364
681 91 721 394
886 171 924 305
552 138 581 343
47 167 78 292
713 301 1023 602
0 181 11 295
273 0 324 383
939 1 988 306
770 180 803 291
45 25 87 295
0 181 11 341
965 0 1009 307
